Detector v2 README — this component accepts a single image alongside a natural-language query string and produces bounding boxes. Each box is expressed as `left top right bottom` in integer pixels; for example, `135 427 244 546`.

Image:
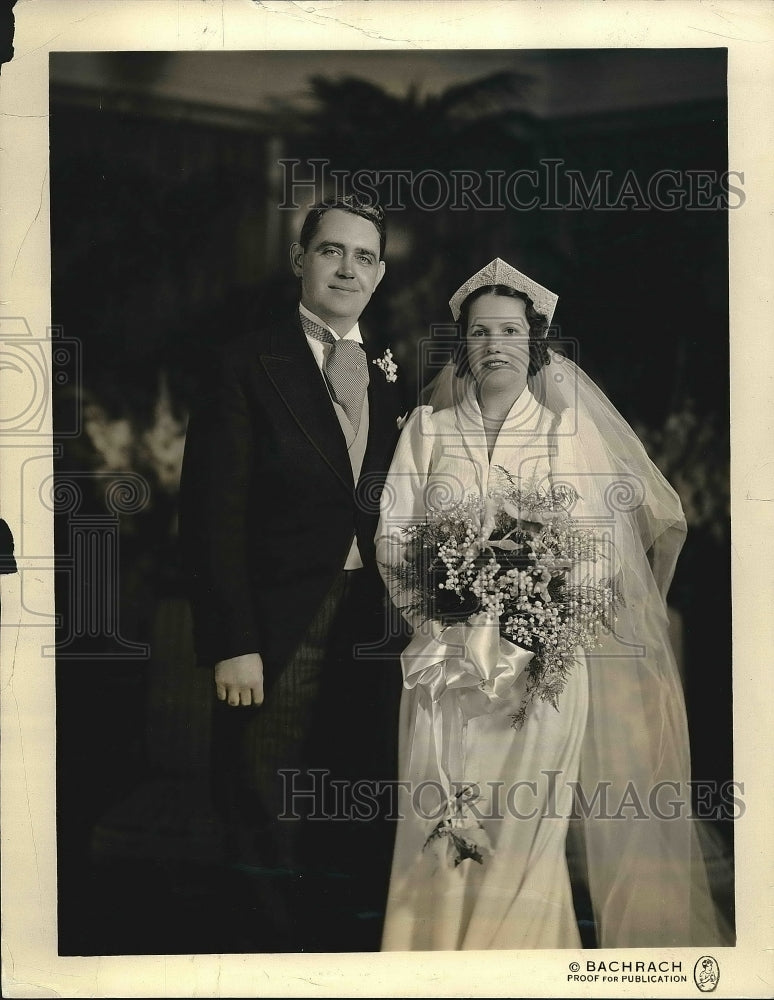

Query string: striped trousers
210 567 402 950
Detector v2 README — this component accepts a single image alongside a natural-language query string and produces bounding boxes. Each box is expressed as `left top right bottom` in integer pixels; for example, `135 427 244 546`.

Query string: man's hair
298 195 387 258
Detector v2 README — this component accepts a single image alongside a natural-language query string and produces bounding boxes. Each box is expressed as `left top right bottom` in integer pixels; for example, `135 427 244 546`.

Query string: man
179 196 405 952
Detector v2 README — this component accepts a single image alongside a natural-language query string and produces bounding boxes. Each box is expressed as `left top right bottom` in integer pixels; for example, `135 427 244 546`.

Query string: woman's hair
454 284 550 378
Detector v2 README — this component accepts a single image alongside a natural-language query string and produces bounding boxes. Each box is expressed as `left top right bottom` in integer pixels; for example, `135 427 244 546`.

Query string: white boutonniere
397 411 409 431
373 347 398 383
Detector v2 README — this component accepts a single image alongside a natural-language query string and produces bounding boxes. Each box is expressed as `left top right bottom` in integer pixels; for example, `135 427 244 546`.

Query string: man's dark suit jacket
179 310 405 688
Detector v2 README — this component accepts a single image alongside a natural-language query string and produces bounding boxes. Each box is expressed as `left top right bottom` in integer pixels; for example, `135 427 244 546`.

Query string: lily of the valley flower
424 784 495 867
373 347 398 383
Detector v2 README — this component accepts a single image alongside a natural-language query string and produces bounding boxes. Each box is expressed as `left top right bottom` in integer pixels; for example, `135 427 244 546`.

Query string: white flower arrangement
386 470 617 733
372 347 398 383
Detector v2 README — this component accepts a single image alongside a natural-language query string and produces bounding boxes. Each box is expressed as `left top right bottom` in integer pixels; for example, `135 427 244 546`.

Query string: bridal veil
408 329 732 947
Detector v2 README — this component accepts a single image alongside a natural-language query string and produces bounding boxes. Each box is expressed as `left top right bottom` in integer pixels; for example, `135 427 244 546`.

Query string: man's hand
214 653 264 707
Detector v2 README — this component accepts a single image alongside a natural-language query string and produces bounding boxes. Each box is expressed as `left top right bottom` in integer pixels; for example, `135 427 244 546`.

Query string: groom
179 196 405 951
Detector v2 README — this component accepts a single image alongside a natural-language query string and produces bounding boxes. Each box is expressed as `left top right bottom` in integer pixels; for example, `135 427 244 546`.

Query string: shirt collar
299 303 362 343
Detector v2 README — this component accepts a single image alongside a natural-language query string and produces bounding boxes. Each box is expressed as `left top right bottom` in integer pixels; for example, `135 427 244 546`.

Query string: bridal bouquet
389 469 617 728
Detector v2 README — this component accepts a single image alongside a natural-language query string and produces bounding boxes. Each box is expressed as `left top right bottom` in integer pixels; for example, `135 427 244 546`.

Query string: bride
375 258 730 950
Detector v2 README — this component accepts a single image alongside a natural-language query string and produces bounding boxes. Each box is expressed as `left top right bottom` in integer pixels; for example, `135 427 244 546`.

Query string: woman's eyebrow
470 317 527 326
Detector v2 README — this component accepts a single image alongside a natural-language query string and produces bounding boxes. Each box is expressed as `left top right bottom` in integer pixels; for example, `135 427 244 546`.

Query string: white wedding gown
377 384 589 950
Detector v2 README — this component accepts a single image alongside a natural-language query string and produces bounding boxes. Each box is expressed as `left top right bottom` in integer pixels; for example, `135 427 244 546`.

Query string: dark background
49 49 733 955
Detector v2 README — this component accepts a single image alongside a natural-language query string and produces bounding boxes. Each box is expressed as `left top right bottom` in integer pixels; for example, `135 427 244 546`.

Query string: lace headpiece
448 258 558 325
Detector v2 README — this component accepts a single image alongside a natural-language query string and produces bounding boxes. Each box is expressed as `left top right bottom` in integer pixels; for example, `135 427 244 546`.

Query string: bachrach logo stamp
694 955 720 992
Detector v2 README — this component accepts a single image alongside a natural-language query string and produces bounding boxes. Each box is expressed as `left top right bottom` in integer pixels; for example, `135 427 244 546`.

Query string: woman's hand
214 653 264 707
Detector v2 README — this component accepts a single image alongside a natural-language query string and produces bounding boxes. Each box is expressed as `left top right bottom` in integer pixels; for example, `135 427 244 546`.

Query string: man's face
290 209 385 333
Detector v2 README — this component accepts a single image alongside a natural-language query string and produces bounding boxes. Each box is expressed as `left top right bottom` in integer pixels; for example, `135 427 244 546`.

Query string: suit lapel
360 334 399 470
259 313 354 491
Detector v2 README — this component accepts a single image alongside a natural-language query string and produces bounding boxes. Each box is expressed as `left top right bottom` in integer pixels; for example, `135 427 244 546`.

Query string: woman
376 258 729 950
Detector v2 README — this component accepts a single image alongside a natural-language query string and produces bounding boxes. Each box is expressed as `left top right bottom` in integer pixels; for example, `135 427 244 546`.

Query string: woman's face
465 293 530 388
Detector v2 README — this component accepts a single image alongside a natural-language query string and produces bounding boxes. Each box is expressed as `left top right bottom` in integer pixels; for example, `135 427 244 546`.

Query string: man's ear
374 260 386 289
289 242 304 277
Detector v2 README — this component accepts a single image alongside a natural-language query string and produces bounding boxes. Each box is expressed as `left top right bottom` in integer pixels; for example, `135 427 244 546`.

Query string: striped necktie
301 316 370 435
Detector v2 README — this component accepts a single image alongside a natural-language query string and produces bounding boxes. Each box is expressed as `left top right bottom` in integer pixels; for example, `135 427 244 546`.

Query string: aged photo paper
1 1 772 997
